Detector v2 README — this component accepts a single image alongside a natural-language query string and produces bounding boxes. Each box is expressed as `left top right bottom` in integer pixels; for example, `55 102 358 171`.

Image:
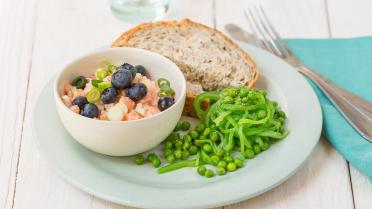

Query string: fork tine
253 5 284 57
258 5 293 57
243 9 268 51
246 8 275 54
245 7 282 57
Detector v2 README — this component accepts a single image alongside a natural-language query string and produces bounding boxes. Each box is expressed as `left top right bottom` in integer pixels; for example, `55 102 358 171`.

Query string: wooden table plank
327 0 372 37
215 0 354 208
326 1 372 208
0 0 38 208
12 0 215 209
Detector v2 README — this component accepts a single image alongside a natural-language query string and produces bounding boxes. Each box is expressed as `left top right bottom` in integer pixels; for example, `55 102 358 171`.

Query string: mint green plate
33 44 322 209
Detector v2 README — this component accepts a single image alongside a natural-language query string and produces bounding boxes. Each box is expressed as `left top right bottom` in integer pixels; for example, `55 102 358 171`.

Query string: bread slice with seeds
112 19 259 116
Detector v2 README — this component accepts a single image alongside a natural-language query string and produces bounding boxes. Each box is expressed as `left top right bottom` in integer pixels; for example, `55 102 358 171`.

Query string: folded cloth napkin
284 37 372 179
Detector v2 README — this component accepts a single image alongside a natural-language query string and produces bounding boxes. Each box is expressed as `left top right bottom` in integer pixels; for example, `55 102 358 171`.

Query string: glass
108 0 170 23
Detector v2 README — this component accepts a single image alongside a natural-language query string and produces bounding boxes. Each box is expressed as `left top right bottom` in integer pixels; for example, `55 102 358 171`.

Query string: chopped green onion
97 81 112 92
157 78 170 87
91 79 102 87
86 87 101 103
95 68 108 80
71 76 87 89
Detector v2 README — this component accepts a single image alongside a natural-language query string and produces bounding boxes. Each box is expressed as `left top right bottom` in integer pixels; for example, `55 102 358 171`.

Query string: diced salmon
64 83 72 94
132 73 144 84
120 97 135 111
124 110 142 121
138 80 160 106
99 113 109 120
62 95 72 107
145 106 161 117
70 105 80 113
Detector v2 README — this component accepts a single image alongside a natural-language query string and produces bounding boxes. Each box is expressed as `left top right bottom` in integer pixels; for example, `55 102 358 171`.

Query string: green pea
166 132 178 141
175 140 183 149
216 167 226 175
210 155 220 164
278 110 286 118
210 131 219 142
257 110 266 119
174 150 182 159
202 144 212 153
239 87 249 97
199 135 207 140
254 144 261 154
217 161 227 168
227 162 237 172
261 142 269 151
189 130 199 139
203 127 211 136
189 145 198 155
164 141 173 149
241 97 248 103
205 169 215 178
216 148 224 157
151 158 161 168
181 121 191 131
210 124 217 130
222 96 234 104
182 150 190 160
244 149 255 159
163 149 173 157
197 165 206 176
134 155 144 165
271 101 278 107
183 141 190 150
182 134 192 143
174 122 182 131
234 159 244 168
224 155 234 163
195 123 206 133
147 153 161 168
147 153 157 161
166 154 176 163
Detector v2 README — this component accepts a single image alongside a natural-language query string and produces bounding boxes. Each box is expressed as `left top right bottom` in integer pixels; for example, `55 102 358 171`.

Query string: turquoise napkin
285 37 372 179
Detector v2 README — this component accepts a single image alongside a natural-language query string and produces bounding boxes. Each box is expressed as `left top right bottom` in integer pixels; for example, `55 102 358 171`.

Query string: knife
224 23 256 44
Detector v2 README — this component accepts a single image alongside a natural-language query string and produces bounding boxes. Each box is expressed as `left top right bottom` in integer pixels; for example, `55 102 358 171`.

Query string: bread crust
111 19 259 117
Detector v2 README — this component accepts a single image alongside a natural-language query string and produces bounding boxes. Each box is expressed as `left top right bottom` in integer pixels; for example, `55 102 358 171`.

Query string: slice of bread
112 19 259 116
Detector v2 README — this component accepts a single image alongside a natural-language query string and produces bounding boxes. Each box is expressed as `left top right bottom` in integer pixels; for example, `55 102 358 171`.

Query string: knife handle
298 66 372 142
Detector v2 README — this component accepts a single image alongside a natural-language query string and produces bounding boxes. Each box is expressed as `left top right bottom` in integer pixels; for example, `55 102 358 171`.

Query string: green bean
158 160 197 174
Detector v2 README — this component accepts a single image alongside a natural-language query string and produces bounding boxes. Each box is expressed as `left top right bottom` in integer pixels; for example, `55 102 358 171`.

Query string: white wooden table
1 0 371 208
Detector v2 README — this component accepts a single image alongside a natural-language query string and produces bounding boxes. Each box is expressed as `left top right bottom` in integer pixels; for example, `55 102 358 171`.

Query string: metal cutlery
225 5 372 141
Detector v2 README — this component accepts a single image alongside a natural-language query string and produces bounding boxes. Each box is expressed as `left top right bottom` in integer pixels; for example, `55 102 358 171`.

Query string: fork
244 5 372 141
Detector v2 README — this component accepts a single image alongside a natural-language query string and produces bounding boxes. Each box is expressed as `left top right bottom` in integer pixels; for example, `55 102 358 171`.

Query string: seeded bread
112 19 259 116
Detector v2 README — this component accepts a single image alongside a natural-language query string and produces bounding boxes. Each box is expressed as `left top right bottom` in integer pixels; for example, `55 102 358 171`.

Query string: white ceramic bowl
54 48 186 156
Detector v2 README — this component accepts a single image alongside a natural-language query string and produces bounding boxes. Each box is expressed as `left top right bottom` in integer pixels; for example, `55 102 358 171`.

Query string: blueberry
127 83 147 101
111 69 132 90
158 97 175 111
118 63 136 78
101 87 117 104
80 104 99 118
72 96 88 109
134 65 147 76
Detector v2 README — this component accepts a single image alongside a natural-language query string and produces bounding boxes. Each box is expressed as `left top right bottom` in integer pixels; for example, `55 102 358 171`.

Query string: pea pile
134 86 289 178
